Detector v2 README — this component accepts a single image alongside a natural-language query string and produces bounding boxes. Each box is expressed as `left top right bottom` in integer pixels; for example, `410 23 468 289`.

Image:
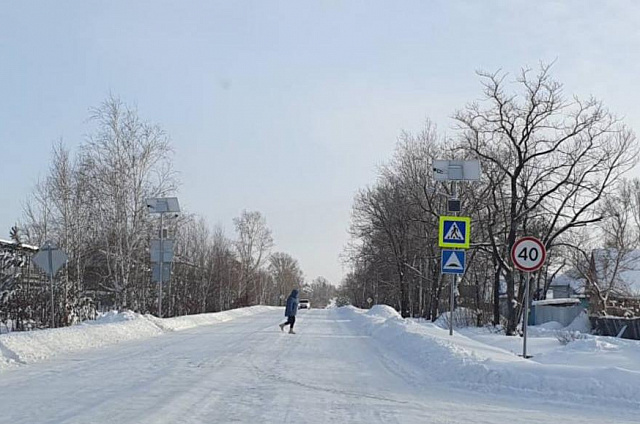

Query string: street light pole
433 159 480 337
449 181 457 336
158 212 164 317
146 197 180 318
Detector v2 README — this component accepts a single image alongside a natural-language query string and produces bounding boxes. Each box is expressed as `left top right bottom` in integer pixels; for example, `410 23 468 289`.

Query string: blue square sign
439 216 471 248
441 250 466 274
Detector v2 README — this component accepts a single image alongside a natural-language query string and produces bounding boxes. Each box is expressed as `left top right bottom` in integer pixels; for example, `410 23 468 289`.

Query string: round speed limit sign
511 237 546 272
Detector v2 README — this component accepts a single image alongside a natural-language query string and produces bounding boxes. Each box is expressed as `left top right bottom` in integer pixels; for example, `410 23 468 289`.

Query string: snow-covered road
1 309 637 423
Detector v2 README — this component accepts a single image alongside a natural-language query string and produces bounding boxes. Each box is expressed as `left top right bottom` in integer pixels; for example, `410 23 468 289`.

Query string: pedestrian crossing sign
441 249 466 274
439 216 470 248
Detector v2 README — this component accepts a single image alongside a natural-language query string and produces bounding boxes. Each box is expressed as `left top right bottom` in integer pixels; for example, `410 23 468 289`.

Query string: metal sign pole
32 241 68 329
511 236 546 359
450 274 455 336
523 274 530 358
449 180 457 336
435 159 479 337
48 247 54 328
158 212 164 318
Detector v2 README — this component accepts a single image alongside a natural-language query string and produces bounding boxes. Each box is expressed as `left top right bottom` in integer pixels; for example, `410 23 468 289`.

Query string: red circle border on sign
511 236 546 272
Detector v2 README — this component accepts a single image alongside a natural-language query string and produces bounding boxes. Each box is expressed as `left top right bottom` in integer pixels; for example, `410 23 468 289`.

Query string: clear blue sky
2 1 639 284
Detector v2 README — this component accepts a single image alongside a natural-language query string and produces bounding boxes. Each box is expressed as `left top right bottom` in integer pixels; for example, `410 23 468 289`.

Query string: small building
529 298 584 327
547 273 585 300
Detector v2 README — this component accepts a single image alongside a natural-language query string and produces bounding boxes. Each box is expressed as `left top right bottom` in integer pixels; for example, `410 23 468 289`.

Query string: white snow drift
0 306 277 370
3 303 639 413
338 305 640 408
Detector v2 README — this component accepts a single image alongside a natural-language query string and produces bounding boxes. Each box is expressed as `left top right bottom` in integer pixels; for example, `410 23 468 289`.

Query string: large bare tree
77 96 177 310
454 64 638 334
269 252 304 305
234 210 274 304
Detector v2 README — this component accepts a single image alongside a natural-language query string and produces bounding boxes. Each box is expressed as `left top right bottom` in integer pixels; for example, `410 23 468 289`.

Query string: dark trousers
282 316 295 329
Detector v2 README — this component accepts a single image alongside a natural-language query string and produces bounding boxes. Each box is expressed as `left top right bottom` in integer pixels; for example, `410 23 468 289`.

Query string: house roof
0 238 38 253
550 272 585 294
549 248 640 298
532 298 581 306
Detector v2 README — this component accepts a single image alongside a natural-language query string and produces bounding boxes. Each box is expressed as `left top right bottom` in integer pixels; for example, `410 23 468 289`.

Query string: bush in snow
556 330 589 345
335 295 351 307
435 308 481 329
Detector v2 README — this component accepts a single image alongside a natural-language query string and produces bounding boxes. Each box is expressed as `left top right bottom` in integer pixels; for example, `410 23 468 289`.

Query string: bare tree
12 96 309 330
269 252 304 305
78 96 177 310
565 182 640 315
233 210 274 304
454 64 638 334
308 276 336 308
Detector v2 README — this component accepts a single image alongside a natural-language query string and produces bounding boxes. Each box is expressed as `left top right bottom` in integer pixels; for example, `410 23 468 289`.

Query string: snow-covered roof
0 238 38 252
532 298 581 306
549 249 640 298
549 272 585 294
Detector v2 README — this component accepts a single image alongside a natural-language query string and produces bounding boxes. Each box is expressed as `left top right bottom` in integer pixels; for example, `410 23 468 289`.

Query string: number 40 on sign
511 237 546 272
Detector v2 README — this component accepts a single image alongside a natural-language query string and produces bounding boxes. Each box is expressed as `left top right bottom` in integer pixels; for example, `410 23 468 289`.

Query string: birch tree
233 210 273 304
79 96 177 310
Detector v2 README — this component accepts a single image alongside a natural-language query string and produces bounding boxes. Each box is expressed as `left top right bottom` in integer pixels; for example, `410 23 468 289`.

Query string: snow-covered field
0 306 638 423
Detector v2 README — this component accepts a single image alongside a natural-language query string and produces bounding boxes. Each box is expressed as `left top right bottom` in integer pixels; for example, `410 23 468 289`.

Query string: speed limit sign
511 237 546 272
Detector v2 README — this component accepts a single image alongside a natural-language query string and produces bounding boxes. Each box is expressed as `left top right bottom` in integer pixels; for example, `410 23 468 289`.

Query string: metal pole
158 212 164 317
48 247 55 328
522 274 530 358
450 274 455 336
449 180 458 336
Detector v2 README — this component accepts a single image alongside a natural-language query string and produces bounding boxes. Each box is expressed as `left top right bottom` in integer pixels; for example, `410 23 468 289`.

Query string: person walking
279 289 299 334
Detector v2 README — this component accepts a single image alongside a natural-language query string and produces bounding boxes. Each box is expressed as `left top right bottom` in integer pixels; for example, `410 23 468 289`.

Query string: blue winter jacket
285 290 299 317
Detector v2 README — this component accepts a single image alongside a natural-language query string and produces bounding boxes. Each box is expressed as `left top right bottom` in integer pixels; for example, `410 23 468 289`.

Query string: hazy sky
2 1 640 284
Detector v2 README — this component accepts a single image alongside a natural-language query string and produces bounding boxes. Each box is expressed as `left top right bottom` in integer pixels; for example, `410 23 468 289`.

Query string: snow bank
538 320 565 330
147 306 276 331
0 306 276 371
338 306 640 408
564 310 592 333
366 304 402 320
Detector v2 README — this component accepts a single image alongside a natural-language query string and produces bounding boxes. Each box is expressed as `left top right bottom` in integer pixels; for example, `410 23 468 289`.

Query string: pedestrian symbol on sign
439 216 471 248
444 222 464 241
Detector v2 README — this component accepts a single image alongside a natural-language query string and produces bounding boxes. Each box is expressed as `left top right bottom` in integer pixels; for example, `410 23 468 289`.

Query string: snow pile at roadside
538 321 565 330
338 305 640 407
0 306 276 371
147 306 277 331
563 310 591 333
525 311 592 337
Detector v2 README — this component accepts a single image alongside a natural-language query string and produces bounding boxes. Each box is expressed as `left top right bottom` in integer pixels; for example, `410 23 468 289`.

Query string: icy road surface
0 309 636 424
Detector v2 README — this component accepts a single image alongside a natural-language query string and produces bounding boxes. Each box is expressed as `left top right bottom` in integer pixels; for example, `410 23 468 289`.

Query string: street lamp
431 159 481 336
146 197 180 317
